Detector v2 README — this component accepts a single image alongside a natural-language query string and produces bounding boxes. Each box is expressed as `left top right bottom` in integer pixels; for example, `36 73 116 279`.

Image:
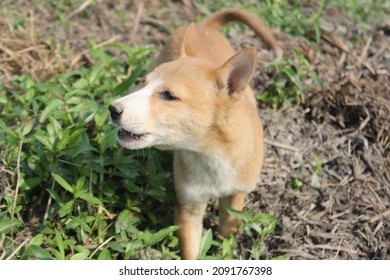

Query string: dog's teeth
118 128 143 140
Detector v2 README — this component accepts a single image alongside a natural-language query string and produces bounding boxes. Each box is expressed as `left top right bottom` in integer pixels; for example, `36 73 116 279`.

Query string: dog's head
109 25 256 151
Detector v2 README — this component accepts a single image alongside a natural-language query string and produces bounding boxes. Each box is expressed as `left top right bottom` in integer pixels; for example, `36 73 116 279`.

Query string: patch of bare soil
0 0 191 83
2 0 389 259
253 24 390 259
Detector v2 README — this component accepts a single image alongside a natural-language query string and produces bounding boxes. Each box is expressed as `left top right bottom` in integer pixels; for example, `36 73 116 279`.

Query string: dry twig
10 141 23 238
264 139 301 152
67 0 93 19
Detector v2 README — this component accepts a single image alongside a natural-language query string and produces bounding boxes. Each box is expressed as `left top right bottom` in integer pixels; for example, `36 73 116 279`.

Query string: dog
109 8 282 260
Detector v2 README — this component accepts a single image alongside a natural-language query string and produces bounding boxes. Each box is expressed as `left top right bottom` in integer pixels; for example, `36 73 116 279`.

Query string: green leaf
0 94 7 104
56 134 70 152
98 248 112 260
99 128 118 153
52 249 63 260
24 245 54 260
74 176 86 195
73 78 88 89
34 82 65 94
60 200 74 217
252 242 262 260
150 226 180 245
46 189 64 205
75 245 90 255
254 213 278 224
70 252 89 260
22 123 33 136
94 109 109 128
27 234 44 247
114 65 144 95
37 225 55 235
90 47 115 67
24 177 41 190
55 229 65 260
272 254 291 260
249 223 263 235
199 229 213 259
48 116 62 137
65 216 92 233
115 210 140 234
39 99 64 123
63 130 96 157
291 178 303 190
281 66 301 87
35 134 53 151
262 220 278 236
64 89 91 100
0 215 22 234
227 208 252 222
0 216 12 234
52 173 73 193
68 128 86 144
89 64 104 86
77 192 103 205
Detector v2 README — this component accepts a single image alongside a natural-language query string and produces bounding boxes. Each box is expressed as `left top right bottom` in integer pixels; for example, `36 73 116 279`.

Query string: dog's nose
109 104 122 122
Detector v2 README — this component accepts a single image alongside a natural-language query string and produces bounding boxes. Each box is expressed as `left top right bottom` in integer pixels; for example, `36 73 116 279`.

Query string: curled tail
200 8 283 56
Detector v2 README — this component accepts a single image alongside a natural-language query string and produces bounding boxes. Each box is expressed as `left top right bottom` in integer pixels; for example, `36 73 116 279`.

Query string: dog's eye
159 91 179 101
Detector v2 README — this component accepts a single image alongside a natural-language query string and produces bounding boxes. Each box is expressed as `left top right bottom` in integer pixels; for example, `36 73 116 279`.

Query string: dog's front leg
218 192 246 237
175 203 206 260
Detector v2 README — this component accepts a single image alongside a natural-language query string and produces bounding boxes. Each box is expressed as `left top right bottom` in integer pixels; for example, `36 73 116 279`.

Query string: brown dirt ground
1 0 389 259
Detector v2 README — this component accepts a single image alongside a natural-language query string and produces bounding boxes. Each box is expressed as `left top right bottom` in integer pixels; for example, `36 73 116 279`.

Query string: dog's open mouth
117 128 146 142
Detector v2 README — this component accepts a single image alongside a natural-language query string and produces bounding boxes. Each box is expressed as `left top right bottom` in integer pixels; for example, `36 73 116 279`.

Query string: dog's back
155 8 282 66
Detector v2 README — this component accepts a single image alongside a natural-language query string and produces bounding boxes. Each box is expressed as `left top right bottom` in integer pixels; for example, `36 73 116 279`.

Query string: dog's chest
175 151 241 202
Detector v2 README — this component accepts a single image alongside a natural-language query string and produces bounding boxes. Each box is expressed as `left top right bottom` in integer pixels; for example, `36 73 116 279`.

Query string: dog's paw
218 219 240 237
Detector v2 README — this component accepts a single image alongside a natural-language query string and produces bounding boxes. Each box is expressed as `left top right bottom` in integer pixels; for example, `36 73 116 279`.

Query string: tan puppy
109 8 281 260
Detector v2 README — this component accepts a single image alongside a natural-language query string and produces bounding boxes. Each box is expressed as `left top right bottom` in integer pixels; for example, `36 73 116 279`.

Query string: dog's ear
216 48 257 100
180 23 199 57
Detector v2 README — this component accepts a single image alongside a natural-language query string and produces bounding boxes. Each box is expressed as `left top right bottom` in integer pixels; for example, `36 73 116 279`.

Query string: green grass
198 210 281 260
258 48 322 109
0 43 182 260
1 0 386 260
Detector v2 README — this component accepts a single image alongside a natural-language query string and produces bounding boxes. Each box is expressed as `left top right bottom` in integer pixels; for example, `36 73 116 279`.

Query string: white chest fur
175 151 242 203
